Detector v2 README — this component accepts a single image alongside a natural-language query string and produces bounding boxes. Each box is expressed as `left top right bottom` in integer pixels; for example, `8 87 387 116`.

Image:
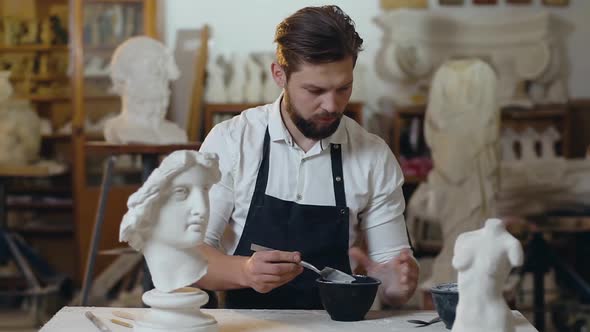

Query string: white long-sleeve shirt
200 96 411 265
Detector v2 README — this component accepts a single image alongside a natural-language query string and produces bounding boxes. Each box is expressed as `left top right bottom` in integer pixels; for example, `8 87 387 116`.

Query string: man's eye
307 89 323 95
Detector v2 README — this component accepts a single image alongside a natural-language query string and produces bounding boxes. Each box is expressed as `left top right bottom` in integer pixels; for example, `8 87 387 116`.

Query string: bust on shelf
104 36 188 145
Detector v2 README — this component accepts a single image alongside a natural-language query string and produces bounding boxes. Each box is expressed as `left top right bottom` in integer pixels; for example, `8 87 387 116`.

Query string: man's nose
321 92 340 114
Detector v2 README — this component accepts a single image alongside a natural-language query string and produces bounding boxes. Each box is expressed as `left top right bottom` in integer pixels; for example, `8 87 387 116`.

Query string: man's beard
284 90 342 140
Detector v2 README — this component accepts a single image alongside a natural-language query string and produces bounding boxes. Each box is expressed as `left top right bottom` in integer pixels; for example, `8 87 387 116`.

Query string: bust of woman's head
119 150 221 292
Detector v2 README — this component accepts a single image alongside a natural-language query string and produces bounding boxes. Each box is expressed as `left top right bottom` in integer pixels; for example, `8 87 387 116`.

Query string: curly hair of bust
119 151 221 251
274 5 364 78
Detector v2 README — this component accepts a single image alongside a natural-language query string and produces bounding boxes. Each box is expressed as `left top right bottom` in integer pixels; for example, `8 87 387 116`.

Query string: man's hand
349 248 419 307
242 250 303 293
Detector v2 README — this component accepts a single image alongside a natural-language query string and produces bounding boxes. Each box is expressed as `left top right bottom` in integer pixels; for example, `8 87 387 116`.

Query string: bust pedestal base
135 287 218 332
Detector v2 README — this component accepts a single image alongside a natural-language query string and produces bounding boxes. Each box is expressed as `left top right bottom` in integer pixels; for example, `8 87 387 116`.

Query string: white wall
160 0 589 132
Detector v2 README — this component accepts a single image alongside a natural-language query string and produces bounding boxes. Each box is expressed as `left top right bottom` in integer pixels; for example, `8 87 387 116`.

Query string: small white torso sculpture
452 218 523 332
226 53 246 103
0 71 41 166
204 57 227 104
244 55 263 103
501 128 519 162
120 150 221 332
104 36 188 144
539 126 560 160
520 128 540 161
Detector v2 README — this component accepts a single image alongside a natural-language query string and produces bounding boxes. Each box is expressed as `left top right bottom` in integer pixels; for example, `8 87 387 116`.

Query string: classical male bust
119 150 221 292
104 36 188 144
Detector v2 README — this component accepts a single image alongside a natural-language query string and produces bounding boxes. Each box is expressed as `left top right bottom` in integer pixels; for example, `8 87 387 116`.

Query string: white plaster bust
104 36 188 144
244 54 263 103
226 53 246 103
452 218 523 332
119 150 221 293
204 56 228 103
0 71 41 166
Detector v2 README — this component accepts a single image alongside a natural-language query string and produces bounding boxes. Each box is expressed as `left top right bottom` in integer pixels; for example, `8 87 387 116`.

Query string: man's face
283 57 354 140
151 165 212 249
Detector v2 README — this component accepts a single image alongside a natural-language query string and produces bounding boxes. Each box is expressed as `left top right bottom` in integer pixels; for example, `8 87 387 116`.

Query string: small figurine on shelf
0 71 41 166
20 20 39 45
40 19 53 46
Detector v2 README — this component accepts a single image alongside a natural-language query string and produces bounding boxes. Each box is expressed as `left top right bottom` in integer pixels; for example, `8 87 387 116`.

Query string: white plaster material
120 150 221 332
104 36 188 144
375 10 566 107
452 218 524 332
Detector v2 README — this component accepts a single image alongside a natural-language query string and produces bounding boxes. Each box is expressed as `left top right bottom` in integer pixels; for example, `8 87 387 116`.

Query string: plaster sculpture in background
244 54 263 103
226 53 246 103
204 56 227 103
519 127 541 161
120 150 221 332
104 36 188 144
350 62 368 104
375 10 566 108
407 59 500 289
0 71 41 166
452 218 523 332
539 126 560 160
261 53 283 103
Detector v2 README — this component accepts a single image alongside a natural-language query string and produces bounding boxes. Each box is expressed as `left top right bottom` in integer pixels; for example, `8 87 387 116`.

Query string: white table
40 306 539 331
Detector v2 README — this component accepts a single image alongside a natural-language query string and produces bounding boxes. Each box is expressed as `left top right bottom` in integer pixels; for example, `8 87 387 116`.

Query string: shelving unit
0 0 77 283
70 0 158 282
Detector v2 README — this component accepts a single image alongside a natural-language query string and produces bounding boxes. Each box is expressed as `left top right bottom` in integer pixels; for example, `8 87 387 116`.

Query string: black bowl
316 275 381 322
430 282 459 330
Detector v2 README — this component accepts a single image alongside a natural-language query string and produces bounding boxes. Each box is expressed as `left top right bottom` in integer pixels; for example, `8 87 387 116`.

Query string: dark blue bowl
430 282 459 329
317 275 381 322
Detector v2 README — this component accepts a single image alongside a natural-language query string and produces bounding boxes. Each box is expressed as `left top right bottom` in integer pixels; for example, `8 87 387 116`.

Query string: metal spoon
250 243 356 283
407 316 442 327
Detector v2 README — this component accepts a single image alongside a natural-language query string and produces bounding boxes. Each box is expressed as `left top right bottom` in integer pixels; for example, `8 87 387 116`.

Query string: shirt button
296 194 302 201
335 176 342 182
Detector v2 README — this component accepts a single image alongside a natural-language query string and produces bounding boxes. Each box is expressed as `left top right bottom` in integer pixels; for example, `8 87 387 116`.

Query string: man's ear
270 62 286 88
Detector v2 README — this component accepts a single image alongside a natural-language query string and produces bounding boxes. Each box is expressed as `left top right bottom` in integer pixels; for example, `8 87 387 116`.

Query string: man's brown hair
274 5 364 79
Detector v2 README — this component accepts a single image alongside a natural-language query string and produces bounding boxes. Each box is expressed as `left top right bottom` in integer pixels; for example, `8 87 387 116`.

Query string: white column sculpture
204 56 227 104
104 36 188 144
452 218 523 332
375 10 565 108
408 59 500 289
120 150 221 332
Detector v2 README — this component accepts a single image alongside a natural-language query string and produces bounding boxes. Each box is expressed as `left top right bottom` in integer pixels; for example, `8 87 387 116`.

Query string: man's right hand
241 250 303 293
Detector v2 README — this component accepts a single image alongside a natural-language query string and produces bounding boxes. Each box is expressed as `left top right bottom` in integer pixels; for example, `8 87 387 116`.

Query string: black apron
225 128 351 309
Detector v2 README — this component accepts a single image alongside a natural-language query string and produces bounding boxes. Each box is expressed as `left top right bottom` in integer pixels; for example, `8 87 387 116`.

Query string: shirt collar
268 92 348 149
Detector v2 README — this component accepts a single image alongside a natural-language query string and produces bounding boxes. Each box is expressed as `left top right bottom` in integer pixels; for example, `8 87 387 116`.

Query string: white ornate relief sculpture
452 218 523 332
0 71 41 166
407 59 500 289
104 36 188 144
375 10 567 107
120 150 221 332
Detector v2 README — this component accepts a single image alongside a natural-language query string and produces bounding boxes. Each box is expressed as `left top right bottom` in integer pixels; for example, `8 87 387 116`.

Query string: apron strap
251 129 271 206
330 144 346 207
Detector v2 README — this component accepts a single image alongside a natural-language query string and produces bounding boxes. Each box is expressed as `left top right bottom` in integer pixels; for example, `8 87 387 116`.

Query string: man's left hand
349 247 419 307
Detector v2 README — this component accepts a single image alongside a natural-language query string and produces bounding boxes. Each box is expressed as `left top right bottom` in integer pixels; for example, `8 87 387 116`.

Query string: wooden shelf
42 134 71 141
0 45 68 52
8 224 74 235
15 95 71 102
404 175 427 184
86 0 143 3
10 75 70 82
